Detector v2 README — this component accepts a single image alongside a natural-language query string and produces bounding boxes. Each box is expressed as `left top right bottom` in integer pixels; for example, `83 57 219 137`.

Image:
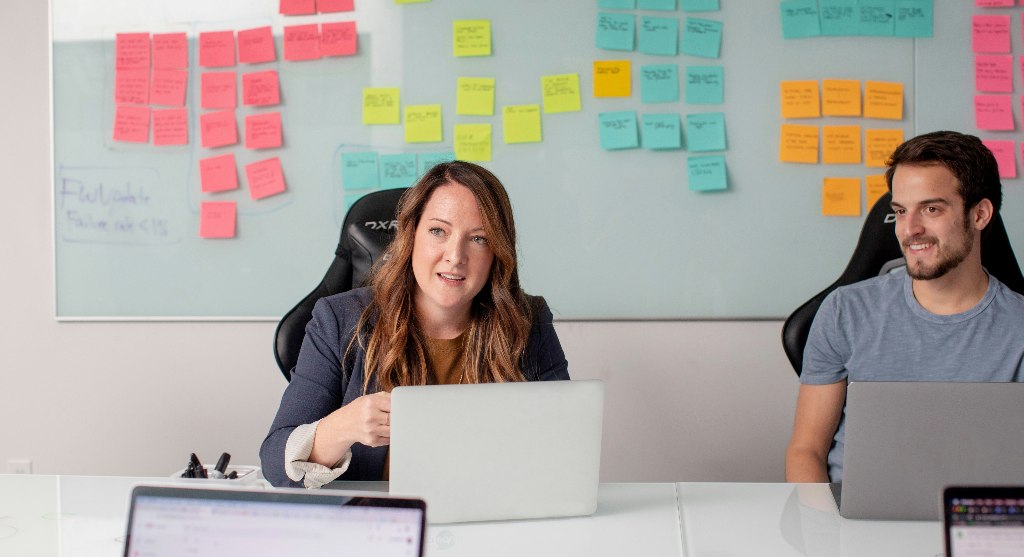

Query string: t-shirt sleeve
800 291 850 385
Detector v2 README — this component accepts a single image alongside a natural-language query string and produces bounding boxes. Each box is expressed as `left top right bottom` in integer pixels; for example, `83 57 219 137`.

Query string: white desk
0 475 944 556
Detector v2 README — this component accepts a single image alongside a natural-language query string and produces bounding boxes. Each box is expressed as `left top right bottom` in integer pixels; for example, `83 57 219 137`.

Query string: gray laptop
835 382 1024 521
389 380 604 523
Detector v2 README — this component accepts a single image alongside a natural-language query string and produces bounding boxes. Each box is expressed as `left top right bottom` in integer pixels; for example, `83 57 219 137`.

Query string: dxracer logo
884 213 896 224
364 220 398 230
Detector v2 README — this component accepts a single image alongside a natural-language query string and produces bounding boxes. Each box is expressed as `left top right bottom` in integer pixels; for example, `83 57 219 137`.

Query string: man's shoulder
824 272 904 311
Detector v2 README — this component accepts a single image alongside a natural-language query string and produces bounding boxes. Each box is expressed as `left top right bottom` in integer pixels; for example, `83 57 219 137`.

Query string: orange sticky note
113 105 150 143
115 33 150 70
779 124 819 164
983 139 1017 178
593 60 631 98
321 21 358 57
280 0 316 14
199 153 239 192
150 69 187 107
115 69 150 105
242 71 280 106
199 31 236 68
319 0 354 12
201 71 237 109
822 125 862 165
245 112 283 149
200 201 236 239
238 26 276 64
864 81 904 120
200 109 238 148
780 81 820 119
864 128 904 167
152 108 188 146
975 95 1014 130
822 177 861 217
822 79 861 117
865 174 889 209
245 157 287 200
284 24 321 61
152 33 188 69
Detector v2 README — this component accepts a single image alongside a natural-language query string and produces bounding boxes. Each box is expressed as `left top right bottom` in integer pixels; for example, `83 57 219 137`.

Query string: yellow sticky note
822 125 862 164
864 128 904 167
404 104 442 143
541 74 582 113
779 124 819 163
503 104 542 144
865 174 889 210
823 177 861 216
456 77 495 116
453 20 491 57
363 87 400 125
780 81 820 119
593 60 631 98
454 123 491 161
864 81 904 120
822 79 861 117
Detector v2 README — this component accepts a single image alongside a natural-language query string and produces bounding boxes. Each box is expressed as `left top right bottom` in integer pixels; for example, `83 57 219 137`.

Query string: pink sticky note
152 108 189 146
245 112 283 149
238 26 276 64
152 32 188 69
973 15 1011 53
199 31 236 68
200 202 236 239
113 105 150 143
115 33 150 70
280 0 316 14
284 24 321 61
321 21 358 57
201 71 237 109
150 69 188 106
199 153 239 192
245 157 287 200
319 0 354 12
982 140 1016 177
242 71 281 106
975 95 1014 130
975 55 1014 93
200 109 238 148
115 69 150 105
976 0 1014 7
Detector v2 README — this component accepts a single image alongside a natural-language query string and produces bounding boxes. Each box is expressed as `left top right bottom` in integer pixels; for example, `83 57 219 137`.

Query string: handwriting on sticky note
686 66 724 104
982 140 1017 178
894 0 933 38
821 79 861 116
822 177 861 216
246 157 287 200
200 109 238 148
153 108 188 146
779 124 819 163
150 69 187 107
321 21 358 56
541 74 581 113
245 112 283 150
201 72 237 109
780 81 820 118
975 95 1014 130
199 153 239 192
593 60 631 97
341 152 380 189
115 69 150 105
454 123 492 161
640 64 679 104
819 0 857 36
641 113 682 150
380 154 418 188
116 33 150 70
199 31 236 68
113 105 150 143
418 152 456 176
503 105 542 144
243 71 280 106
864 128 904 167
780 0 821 39
858 1 896 36
456 77 495 116
973 15 1011 53
685 112 726 152
280 0 316 15
238 26 276 64
688 155 727 192
681 17 722 58
975 55 1013 93
598 111 639 150
285 24 321 61
363 88 401 124
865 174 888 209
404 104 443 143
200 202 236 239
152 33 187 69
319 0 355 12
597 12 636 51
453 20 491 57
863 81 904 120
639 16 677 56
822 125 861 164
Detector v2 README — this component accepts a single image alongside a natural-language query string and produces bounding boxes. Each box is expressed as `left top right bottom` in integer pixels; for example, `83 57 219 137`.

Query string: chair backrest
781 192 1024 376
273 188 407 381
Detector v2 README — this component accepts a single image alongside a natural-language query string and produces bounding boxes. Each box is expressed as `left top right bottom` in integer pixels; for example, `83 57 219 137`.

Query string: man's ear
972 198 994 231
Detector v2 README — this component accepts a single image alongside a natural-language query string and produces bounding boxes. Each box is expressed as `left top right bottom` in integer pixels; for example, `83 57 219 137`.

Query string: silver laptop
835 382 1024 520
389 380 604 523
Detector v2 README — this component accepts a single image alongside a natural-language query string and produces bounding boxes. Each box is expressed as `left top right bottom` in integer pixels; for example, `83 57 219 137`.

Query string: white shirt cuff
284 420 352 489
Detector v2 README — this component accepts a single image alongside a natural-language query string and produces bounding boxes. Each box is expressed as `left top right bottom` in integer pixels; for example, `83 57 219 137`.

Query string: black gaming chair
781 192 1024 376
273 188 408 381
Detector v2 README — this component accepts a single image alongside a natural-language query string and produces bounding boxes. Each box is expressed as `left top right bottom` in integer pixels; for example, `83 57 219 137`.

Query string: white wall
0 0 798 481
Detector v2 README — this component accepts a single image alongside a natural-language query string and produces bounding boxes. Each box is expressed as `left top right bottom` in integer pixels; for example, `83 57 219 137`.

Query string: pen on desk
190 453 208 478
209 452 231 479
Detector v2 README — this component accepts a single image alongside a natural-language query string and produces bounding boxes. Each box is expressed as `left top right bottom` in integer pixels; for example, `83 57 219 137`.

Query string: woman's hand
309 391 391 467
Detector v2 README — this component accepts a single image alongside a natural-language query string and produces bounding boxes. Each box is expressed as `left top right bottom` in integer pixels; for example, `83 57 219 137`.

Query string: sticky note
199 153 239 192
597 13 636 52
363 88 401 124
976 0 1014 6
640 64 679 104
152 33 187 69
404 104 443 143
418 152 456 176
858 1 896 36
152 108 188 146
342 152 380 189
242 71 281 106
599 0 636 8
321 21 358 56
973 15 1011 53
780 81 821 118
599 111 639 150
822 177 861 216
453 123 492 161
541 74 581 113
974 95 1014 130
396 0 431 3
819 0 858 36
456 77 495 116
201 71 237 109
280 0 316 15
822 125 862 164
200 202 236 239
639 0 675 9
116 33 150 70
238 26 276 64
115 69 150 105
199 109 238 148
244 112 283 149
865 174 889 209
864 128 904 167
681 0 720 11
453 20 491 57
822 79 861 117
894 0 933 38
246 157 287 200
863 81 904 120
983 140 1017 178
641 113 682 150
380 154 419 188
780 0 821 39
639 16 679 56
285 24 321 61
779 124 819 163
503 104 542 144
975 55 1013 93
686 66 724 104
593 60 631 98
319 0 355 12
686 112 726 152
113 105 150 143
199 31 235 68
688 155 727 191
150 69 187 107
681 17 723 58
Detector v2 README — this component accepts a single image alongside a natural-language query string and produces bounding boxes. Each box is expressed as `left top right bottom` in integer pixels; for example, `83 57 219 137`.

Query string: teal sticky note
685 66 723 104
341 152 380 190
343 191 373 216
598 111 640 150
641 113 682 150
417 152 456 176
639 16 679 56
681 0 719 11
599 0 636 8
819 0 858 36
688 155 727 191
638 0 675 10
685 112 726 152
681 17 723 58
641 64 679 103
858 0 895 36
894 0 932 38
780 0 821 39
379 154 418 188
597 13 636 51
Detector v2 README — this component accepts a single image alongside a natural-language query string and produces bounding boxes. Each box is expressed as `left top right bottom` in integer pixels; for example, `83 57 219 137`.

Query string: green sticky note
641 113 682 150
685 66 723 104
417 152 456 176
638 0 675 10
599 0 635 8
379 154 418 188
858 0 895 36
685 112 726 152
681 0 719 11
688 155 727 191
597 12 635 51
681 17 722 58
598 111 639 150
894 0 932 38
456 77 495 116
819 0 858 36
780 0 821 39
639 16 679 56
641 64 679 104
341 152 379 190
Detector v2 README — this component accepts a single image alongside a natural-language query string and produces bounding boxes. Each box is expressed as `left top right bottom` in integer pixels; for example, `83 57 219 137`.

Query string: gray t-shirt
801 271 1024 482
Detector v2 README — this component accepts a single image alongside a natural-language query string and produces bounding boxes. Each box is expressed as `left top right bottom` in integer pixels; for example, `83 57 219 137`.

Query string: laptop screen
944 487 1024 557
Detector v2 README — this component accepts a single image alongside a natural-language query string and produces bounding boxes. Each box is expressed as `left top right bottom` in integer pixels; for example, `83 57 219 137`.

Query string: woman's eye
471 235 488 245
429 227 444 236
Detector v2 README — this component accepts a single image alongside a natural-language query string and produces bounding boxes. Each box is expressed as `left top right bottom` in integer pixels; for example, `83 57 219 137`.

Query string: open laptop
389 379 604 523
122 484 426 556
834 382 1024 520
944 486 1024 556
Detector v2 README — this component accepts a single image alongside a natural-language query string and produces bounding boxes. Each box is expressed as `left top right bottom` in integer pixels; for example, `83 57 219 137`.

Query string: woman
260 161 570 487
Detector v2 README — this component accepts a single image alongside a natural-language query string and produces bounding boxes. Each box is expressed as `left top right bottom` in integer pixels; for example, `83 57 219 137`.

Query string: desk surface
0 475 943 557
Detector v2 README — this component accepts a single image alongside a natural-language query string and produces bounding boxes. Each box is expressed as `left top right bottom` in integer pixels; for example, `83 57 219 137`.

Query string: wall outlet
7 459 32 474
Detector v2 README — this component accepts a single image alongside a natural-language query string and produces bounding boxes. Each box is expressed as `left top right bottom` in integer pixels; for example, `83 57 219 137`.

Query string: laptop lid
944 486 1024 557
839 382 1024 521
122 485 426 556
388 379 604 524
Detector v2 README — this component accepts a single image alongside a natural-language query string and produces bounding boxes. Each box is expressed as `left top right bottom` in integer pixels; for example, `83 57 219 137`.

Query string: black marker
190 453 208 478
210 453 231 479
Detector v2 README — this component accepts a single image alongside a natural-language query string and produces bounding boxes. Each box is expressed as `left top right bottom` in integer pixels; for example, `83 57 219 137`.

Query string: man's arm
785 381 847 483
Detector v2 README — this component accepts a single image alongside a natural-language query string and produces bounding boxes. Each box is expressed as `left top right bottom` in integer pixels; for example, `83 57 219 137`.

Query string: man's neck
910 260 989 315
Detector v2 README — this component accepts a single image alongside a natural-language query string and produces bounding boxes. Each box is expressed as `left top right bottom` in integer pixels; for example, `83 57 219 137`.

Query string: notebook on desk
389 379 604 524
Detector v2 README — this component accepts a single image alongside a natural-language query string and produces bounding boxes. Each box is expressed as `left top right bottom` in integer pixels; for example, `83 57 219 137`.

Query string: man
786 131 1024 483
